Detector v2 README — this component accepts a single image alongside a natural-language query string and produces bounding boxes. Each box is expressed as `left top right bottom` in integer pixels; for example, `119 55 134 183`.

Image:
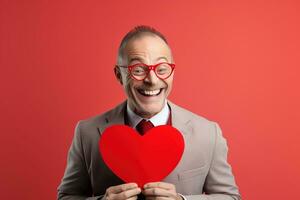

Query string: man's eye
158 68 167 72
133 67 146 75
157 67 169 74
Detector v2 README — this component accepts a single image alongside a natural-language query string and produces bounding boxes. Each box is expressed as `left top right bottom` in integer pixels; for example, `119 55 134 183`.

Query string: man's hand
142 182 182 200
104 183 141 200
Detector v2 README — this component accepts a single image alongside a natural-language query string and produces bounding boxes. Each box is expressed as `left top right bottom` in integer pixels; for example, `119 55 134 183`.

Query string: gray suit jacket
57 101 241 200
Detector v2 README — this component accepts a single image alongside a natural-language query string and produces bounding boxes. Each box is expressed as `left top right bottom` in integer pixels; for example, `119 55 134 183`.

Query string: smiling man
57 26 241 200
116 30 174 119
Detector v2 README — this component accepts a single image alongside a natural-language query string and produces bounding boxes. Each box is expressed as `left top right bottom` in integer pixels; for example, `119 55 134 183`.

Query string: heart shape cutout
99 125 184 187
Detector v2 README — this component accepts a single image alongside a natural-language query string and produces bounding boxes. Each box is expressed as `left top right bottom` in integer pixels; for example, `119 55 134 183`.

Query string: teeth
140 89 161 96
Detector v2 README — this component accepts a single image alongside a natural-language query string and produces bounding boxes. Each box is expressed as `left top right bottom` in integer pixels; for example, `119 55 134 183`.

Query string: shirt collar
126 100 170 129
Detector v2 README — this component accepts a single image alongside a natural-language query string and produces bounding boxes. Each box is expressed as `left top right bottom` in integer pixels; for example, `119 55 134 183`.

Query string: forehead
123 34 172 63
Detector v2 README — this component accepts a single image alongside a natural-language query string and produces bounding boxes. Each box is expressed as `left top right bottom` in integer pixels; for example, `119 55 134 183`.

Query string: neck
133 109 157 119
128 101 164 119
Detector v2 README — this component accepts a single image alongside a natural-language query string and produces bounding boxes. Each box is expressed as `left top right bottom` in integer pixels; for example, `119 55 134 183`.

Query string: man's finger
126 196 138 200
142 188 173 197
113 187 141 199
144 182 175 190
146 197 172 200
109 183 138 194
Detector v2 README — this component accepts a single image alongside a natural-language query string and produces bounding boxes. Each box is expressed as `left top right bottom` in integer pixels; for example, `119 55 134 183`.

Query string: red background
1 0 299 199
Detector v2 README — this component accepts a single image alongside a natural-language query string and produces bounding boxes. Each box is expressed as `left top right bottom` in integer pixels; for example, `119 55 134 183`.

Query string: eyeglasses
116 62 175 81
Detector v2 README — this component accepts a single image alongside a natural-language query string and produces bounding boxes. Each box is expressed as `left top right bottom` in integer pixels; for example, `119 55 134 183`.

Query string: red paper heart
99 125 184 187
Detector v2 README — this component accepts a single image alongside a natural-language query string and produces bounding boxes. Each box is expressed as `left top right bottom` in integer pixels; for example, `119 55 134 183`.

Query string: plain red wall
1 0 299 199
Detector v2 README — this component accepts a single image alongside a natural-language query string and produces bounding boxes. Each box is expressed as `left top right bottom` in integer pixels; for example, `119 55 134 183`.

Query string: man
57 26 241 200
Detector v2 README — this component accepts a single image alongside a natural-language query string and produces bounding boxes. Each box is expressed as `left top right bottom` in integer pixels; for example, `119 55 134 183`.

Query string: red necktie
136 119 154 135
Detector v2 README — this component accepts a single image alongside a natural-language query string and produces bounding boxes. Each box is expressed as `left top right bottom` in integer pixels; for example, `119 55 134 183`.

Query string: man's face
116 35 174 118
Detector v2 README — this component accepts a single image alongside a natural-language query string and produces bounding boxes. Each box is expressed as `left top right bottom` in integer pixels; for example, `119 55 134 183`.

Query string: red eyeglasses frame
116 62 175 81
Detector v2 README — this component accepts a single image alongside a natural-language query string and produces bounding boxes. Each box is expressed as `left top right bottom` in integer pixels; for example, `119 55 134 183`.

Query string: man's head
115 26 174 118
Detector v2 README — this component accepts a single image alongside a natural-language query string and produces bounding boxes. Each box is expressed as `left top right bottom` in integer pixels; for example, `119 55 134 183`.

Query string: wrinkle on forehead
123 35 173 65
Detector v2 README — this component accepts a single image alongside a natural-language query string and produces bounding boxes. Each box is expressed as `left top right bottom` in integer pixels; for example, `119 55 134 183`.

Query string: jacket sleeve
57 121 104 200
184 123 241 200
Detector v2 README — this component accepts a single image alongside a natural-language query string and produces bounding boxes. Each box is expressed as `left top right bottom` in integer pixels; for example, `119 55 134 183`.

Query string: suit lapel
168 101 192 136
164 101 194 182
97 101 127 134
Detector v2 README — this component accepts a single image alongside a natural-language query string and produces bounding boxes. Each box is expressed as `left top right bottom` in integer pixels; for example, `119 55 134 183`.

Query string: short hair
117 25 170 65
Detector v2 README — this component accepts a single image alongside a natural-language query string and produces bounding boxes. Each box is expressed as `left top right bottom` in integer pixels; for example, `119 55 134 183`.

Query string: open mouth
137 88 163 97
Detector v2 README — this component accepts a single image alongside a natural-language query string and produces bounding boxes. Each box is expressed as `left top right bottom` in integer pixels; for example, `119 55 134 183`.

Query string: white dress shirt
126 100 170 129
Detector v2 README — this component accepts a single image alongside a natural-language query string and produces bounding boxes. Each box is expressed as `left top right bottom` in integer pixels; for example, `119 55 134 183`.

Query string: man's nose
144 70 159 84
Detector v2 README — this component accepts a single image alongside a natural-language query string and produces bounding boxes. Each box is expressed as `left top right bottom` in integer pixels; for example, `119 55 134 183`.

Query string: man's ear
114 66 123 85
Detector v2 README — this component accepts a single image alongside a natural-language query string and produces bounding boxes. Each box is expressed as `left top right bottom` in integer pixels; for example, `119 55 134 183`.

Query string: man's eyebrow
155 56 168 62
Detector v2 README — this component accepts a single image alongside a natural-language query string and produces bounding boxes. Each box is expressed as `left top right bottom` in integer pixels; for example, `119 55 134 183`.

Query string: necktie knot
136 119 154 135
